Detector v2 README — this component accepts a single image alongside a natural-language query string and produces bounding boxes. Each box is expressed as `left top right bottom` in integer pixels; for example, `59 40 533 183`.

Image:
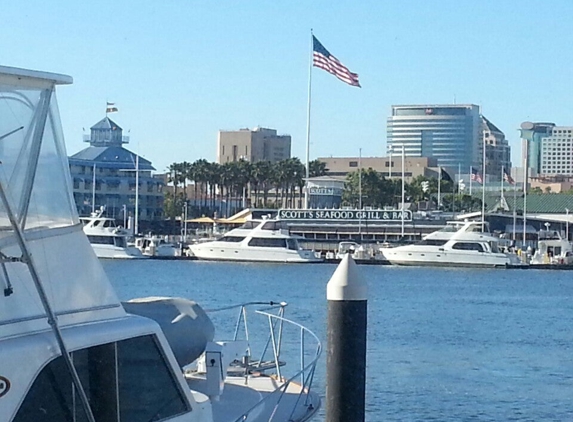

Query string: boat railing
206 301 322 422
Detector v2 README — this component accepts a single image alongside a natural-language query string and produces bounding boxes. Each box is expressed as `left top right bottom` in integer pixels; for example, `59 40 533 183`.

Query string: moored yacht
380 221 522 268
80 208 147 259
530 228 573 265
188 218 323 263
0 65 321 422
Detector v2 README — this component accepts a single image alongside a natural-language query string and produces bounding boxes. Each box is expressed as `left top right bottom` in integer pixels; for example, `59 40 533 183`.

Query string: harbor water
103 260 573 421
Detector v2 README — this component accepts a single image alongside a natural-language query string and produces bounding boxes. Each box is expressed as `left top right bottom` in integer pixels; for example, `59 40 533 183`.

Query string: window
14 335 189 422
349 161 358 167
248 237 287 248
451 242 484 252
220 236 245 242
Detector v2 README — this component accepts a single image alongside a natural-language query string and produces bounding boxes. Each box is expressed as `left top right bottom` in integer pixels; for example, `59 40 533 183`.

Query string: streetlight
566 208 569 241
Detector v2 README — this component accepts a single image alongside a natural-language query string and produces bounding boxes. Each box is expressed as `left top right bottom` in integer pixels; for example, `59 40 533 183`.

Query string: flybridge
278 209 413 222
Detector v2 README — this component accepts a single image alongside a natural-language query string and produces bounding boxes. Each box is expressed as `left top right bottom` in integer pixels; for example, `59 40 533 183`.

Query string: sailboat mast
92 163 96 214
135 154 139 236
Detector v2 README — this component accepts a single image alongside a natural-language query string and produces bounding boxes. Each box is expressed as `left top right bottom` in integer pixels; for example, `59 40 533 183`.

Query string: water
103 260 573 421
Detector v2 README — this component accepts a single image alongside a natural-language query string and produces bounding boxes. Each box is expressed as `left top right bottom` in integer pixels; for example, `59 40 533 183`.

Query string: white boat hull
92 244 149 259
381 248 516 268
189 244 322 263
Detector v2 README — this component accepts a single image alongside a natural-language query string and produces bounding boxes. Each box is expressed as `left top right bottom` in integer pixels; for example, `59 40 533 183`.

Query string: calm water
103 260 573 421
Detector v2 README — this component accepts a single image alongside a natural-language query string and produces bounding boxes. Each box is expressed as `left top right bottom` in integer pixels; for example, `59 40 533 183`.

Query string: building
318 156 439 182
482 116 511 178
69 116 164 220
387 104 483 175
217 127 291 163
520 122 573 177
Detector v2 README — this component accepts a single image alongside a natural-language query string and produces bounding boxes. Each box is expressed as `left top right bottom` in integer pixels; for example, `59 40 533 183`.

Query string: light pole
566 208 570 241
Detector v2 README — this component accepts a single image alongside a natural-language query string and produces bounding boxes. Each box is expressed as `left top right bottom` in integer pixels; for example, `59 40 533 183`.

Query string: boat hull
189 245 322 263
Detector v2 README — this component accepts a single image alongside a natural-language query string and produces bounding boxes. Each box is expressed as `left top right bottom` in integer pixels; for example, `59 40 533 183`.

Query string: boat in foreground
0 65 320 422
380 221 523 268
188 218 323 263
80 207 147 259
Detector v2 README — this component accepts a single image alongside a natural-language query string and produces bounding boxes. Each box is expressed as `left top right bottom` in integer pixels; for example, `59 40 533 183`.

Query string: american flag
312 35 360 87
470 166 483 184
503 169 515 185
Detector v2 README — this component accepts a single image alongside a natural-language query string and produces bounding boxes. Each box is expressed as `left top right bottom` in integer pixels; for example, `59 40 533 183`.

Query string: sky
3 0 573 173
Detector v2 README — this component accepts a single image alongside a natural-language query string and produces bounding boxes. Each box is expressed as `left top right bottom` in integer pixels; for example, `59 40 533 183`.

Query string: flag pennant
440 167 453 182
470 167 483 184
503 169 515 185
312 35 360 87
106 104 118 113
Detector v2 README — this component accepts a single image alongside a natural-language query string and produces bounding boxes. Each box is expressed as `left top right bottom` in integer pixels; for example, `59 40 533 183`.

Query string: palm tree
309 159 328 178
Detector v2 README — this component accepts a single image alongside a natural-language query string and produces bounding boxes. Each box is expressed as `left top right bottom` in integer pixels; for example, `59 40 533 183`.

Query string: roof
480 193 573 214
481 115 503 134
69 146 155 170
91 116 122 131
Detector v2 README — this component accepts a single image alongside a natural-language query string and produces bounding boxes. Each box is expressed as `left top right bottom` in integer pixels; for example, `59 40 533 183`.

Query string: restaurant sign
278 209 412 222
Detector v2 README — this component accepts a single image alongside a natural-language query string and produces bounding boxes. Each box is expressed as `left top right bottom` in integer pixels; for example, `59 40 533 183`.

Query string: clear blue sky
3 1 573 172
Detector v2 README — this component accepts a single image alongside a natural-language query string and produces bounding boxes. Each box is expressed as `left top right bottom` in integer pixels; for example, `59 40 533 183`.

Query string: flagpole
500 165 505 205
469 166 473 196
92 163 96 214
481 137 486 226
304 29 313 209
437 166 441 211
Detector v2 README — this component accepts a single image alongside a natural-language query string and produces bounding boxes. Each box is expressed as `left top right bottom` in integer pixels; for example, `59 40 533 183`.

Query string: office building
520 122 573 177
217 127 291 163
387 104 482 174
482 116 511 178
69 116 164 220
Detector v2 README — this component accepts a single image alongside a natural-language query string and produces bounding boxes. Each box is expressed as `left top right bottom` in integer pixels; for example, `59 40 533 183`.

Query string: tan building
317 156 439 182
217 127 291 164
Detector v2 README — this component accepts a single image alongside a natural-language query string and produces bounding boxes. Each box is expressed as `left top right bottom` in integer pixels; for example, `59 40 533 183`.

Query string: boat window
13 335 189 422
220 236 245 243
117 335 189 421
287 239 298 250
114 236 127 248
451 242 484 252
262 221 279 230
239 221 259 230
248 237 287 248
416 239 448 246
87 235 115 245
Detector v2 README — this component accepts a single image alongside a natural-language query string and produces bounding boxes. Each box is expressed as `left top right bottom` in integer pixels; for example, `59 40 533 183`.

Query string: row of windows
87 235 127 248
14 335 189 422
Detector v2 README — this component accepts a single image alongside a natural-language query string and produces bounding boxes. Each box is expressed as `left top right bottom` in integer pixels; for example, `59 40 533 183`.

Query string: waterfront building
318 156 438 182
306 176 345 208
217 127 291 163
69 116 164 220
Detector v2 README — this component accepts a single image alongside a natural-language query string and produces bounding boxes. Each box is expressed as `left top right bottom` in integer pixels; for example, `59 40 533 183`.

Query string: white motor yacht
530 228 573 265
80 208 147 259
0 66 321 422
188 218 323 263
380 221 522 268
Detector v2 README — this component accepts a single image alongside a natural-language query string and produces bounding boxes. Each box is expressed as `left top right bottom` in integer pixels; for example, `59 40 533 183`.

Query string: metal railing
206 301 322 422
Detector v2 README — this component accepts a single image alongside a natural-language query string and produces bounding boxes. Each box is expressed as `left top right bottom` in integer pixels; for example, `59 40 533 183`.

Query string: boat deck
187 374 320 422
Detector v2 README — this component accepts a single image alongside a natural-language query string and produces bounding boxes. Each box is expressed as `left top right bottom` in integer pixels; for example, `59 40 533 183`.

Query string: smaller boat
380 220 523 268
81 208 147 259
188 218 322 263
133 235 181 257
530 228 573 265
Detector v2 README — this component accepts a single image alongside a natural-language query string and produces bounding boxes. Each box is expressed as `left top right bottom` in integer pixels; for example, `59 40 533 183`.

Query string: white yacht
188 218 323 263
0 66 321 422
380 221 522 268
133 235 181 257
530 228 573 265
80 208 147 259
